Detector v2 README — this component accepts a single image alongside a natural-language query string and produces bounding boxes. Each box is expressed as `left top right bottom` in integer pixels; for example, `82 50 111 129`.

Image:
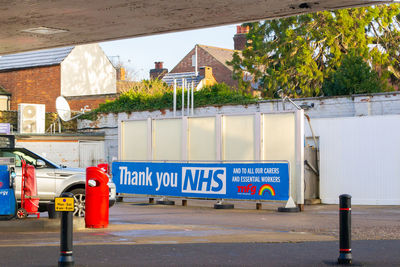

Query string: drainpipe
173 79 177 117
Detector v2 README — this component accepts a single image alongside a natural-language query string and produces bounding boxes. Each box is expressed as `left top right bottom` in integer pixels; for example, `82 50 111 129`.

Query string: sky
99 24 238 81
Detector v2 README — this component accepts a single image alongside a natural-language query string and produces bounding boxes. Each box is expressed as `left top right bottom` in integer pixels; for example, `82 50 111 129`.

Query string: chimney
116 67 126 81
199 66 212 79
198 66 217 88
150 61 168 80
233 25 249 50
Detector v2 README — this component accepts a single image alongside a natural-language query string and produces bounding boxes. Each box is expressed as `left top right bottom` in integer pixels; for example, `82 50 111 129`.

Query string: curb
0 217 85 232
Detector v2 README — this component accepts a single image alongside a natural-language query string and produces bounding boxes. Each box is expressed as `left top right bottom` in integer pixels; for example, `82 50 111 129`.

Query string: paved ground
2 240 400 266
0 197 399 266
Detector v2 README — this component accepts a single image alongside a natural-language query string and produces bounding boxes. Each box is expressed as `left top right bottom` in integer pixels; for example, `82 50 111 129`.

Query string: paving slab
0 198 399 247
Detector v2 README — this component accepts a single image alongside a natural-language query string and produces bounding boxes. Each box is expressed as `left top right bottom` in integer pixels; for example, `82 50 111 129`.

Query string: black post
58 192 74 267
338 194 352 264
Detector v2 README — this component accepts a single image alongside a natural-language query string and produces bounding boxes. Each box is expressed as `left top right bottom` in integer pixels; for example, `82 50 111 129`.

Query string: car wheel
70 188 85 217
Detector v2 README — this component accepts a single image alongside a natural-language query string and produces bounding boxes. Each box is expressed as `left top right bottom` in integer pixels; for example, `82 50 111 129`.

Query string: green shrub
81 83 257 120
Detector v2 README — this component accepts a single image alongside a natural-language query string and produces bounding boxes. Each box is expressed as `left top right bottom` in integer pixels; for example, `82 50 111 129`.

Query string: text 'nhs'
119 166 226 194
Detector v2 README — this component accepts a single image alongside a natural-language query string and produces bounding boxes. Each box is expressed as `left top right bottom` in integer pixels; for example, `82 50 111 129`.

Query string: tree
228 4 400 98
322 51 387 96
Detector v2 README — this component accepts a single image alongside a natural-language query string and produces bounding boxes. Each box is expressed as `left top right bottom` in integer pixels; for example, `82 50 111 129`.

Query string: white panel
188 117 216 161
222 115 254 161
308 115 400 205
121 120 148 160
153 119 182 160
263 113 296 198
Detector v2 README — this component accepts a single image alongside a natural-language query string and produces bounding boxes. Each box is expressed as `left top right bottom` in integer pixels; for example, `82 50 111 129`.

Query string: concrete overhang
1 0 395 55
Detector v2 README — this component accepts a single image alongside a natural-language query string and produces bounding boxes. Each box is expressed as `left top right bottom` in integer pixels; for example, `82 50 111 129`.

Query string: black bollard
338 194 352 264
58 192 74 267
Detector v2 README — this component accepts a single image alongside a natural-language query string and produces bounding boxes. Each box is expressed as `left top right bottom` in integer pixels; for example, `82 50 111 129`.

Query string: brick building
160 25 249 90
167 44 239 89
0 44 117 112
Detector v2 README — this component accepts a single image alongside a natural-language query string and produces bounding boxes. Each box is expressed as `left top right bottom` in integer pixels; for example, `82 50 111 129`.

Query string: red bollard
97 163 109 174
85 166 109 228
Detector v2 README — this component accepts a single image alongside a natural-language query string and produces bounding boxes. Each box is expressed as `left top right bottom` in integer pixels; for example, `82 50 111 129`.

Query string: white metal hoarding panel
308 115 400 205
153 119 182 160
262 113 296 199
222 115 255 161
188 117 216 161
121 120 148 160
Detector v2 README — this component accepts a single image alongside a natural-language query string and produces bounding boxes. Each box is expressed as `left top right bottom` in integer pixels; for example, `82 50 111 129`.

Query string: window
0 96 9 111
13 151 37 166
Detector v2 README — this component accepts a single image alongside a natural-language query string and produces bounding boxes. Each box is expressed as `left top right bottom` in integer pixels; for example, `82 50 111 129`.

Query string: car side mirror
36 159 46 168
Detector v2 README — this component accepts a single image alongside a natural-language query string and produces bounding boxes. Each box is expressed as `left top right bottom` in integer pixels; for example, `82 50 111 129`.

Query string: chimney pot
155 61 164 69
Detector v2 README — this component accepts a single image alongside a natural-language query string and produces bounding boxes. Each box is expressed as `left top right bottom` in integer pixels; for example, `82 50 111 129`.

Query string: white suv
0 147 116 216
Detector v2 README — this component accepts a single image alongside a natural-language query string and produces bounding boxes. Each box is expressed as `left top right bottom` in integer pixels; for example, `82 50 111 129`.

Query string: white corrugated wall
305 115 400 205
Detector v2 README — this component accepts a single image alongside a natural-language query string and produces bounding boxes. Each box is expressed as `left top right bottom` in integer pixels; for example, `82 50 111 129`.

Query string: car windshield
0 148 60 168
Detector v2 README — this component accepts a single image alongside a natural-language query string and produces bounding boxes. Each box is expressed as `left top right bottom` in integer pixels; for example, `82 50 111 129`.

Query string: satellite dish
56 96 90 122
56 96 71 121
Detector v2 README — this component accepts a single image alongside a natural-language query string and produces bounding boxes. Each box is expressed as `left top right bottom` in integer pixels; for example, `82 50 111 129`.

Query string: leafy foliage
118 79 172 95
228 4 400 97
81 82 257 120
322 51 388 96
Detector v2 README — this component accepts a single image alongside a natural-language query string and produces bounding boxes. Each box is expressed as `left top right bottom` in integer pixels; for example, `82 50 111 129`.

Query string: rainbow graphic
258 184 276 196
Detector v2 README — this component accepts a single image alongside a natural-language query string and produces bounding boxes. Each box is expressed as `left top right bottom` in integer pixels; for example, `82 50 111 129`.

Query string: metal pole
58 192 74 267
58 117 62 133
338 194 352 264
187 79 190 116
181 78 184 117
173 79 177 117
191 81 194 116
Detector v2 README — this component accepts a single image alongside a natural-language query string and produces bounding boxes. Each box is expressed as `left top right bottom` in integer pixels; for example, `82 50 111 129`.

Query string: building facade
0 44 117 112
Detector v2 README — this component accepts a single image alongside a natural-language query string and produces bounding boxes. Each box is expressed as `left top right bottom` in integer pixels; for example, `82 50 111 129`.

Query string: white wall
61 44 116 96
305 115 400 205
79 141 106 167
16 140 106 168
16 140 80 167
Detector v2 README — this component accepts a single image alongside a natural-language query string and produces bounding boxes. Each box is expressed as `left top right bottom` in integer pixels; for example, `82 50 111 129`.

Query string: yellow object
55 197 74 211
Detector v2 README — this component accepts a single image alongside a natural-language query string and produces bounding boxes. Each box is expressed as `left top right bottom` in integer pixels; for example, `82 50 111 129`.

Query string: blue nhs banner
112 162 289 201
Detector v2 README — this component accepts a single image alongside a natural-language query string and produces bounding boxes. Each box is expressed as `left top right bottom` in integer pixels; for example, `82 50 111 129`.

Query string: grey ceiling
0 0 394 55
